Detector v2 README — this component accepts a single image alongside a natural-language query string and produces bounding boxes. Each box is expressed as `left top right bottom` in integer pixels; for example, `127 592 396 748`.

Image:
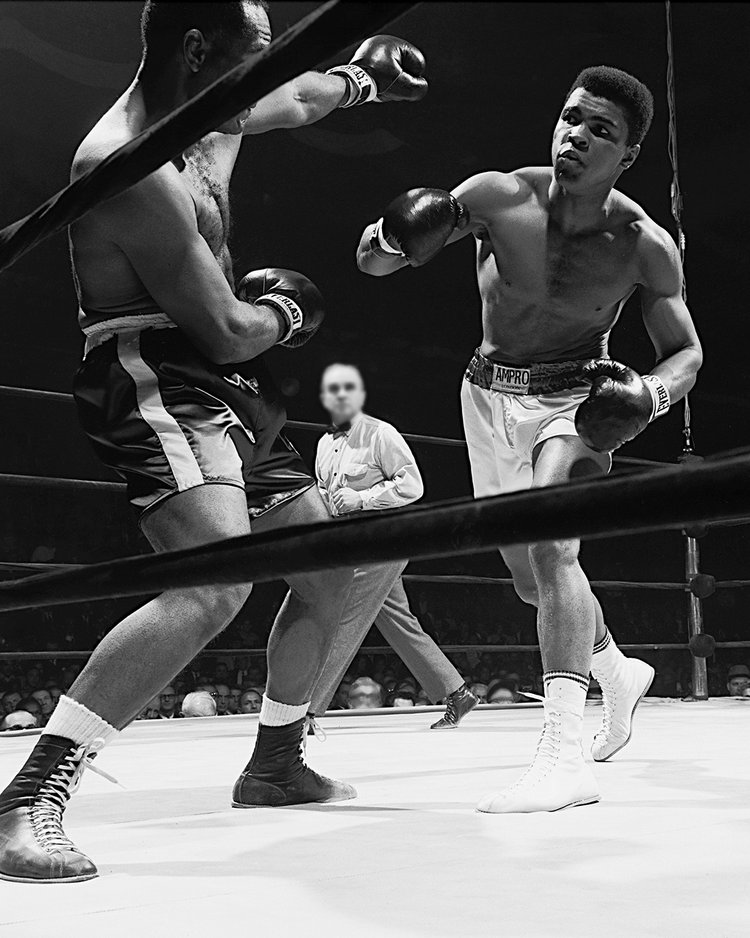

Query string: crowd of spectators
2 646 749 731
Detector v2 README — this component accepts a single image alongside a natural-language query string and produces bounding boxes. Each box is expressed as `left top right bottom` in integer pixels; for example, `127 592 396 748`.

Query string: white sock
591 628 627 678
44 695 119 747
543 672 588 717
259 695 310 727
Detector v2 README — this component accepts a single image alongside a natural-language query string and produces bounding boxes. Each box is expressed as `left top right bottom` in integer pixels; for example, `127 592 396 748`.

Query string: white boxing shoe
591 655 655 762
477 694 600 814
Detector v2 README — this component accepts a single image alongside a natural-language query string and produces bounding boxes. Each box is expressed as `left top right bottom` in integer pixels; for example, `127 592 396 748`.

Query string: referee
309 363 478 729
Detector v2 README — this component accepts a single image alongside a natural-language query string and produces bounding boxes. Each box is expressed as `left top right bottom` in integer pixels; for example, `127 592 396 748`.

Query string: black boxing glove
236 268 325 349
575 359 671 453
326 35 428 107
374 188 470 267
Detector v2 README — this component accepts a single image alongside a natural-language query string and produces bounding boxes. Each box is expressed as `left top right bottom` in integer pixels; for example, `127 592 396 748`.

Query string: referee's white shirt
315 412 424 517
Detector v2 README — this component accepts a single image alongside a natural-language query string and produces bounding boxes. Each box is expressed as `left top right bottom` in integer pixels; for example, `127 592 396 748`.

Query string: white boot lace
593 674 617 744
29 737 119 853
508 694 581 791
301 716 327 760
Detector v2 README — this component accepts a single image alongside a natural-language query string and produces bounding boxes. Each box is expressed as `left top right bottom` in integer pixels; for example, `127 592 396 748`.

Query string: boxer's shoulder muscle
451 168 535 220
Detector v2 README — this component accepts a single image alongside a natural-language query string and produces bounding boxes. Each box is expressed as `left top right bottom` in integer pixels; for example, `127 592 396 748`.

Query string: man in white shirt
310 364 478 729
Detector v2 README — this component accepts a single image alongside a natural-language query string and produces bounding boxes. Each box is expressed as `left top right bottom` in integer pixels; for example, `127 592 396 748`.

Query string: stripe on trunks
544 670 590 691
592 629 612 655
117 332 204 493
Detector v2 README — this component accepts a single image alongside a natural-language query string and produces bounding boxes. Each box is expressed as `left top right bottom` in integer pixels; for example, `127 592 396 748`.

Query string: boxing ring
0 0 749 933
1 702 749 936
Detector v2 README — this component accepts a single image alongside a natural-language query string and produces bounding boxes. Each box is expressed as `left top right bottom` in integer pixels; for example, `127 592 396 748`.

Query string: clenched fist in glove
575 359 671 453
236 268 325 349
326 35 428 107
371 188 470 267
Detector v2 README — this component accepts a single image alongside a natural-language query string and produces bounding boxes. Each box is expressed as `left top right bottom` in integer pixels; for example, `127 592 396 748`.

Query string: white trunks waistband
81 312 177 356
464 349 592 395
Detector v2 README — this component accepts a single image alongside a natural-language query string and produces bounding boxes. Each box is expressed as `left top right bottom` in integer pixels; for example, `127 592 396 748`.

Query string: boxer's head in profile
552 65 654 193
139 0 272 133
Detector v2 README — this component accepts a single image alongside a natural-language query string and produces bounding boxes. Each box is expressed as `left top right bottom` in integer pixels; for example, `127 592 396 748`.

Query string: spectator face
348 679 382 710
159 686 177 716
391 695 415 708
47 686 62 705
25 668 42 691
240 690 262 714
215 685 230 714
247 668 264 686
3 692 21 715
143 696 161 719
31 689 53 716
214 663 229 682
228 688 242 713
728 676 750 697
488 687 515 704
470 683 488 703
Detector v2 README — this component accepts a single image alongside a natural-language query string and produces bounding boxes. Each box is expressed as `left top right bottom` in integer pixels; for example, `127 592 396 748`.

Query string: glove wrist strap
326 64 379 107
371 217 405 258
642 374 671 421
255 293 303 345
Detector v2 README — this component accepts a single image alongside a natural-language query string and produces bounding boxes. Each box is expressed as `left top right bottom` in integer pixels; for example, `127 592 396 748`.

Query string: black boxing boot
430 684 479 730
232 718 355 808
0 735 106 882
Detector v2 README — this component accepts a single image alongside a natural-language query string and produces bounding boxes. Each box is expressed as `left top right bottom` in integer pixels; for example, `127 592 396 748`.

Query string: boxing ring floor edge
1 701 748 938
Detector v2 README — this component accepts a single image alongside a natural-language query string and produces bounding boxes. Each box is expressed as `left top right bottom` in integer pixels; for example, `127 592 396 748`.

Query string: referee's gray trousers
310 559 464 714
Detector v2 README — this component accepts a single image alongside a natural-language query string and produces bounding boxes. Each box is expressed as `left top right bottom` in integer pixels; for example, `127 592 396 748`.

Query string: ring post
684 532 708 700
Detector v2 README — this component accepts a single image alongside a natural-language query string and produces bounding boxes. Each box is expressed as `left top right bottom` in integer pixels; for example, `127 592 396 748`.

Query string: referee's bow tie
326 421 351 435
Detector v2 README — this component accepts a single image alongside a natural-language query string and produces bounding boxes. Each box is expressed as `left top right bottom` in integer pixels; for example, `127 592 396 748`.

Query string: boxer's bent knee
160 582 252 643
528 539 580 578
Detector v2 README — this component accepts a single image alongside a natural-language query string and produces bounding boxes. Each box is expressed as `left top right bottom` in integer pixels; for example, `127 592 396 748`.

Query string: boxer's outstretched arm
356 171 514 276
242 72 348 134
638 224 703 402
89 165 285 364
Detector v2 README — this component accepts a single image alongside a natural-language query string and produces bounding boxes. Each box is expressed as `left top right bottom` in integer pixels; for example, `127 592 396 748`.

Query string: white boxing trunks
461 349 612 497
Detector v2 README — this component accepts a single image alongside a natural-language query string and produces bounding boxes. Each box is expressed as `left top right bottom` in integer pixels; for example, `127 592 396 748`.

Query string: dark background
0 2 748 650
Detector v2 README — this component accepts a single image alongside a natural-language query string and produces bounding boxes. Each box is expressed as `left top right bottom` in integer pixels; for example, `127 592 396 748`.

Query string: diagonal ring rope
0 451 748 613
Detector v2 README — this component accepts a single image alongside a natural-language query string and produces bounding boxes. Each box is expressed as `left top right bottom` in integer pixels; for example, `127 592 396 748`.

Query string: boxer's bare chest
476 192 640 360
178 134 241 281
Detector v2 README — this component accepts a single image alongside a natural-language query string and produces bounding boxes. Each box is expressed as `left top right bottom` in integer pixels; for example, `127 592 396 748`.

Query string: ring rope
0 385 669 469
0 561 714 590
2 641 749 663
0 1 417 272
1 563 749 592
0 452 749 613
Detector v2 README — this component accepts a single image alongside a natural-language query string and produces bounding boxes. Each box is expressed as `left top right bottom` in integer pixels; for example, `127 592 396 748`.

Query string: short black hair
566 65 654 146
140 1 268 65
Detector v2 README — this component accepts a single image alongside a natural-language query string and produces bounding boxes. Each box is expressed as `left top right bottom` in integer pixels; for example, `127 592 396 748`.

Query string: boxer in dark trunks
0 1 427 882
